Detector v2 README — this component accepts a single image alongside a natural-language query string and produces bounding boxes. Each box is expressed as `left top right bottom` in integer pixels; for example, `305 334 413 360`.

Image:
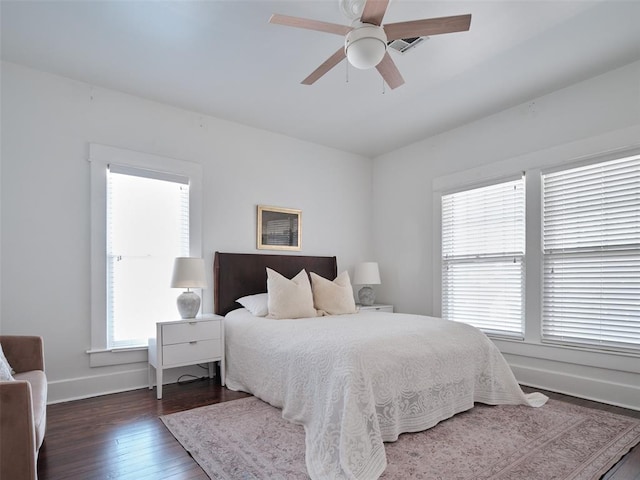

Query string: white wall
3 58 639 409
0 62 373 403
373 60 640 410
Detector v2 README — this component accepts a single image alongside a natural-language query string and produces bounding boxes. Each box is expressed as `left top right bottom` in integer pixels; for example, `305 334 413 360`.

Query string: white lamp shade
171 257 207 288
353 262 381 285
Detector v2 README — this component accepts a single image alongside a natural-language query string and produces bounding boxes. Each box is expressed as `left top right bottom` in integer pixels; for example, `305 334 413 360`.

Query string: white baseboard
47 364 211 404
510 363 640 411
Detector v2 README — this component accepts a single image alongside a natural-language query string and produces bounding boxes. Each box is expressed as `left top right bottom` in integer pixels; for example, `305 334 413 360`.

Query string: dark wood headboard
213 252 337 316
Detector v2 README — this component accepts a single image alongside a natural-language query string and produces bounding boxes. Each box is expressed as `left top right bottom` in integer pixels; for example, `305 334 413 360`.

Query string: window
107 165 189 347
441 177 525 337
89 144 202 364
542 154 640 352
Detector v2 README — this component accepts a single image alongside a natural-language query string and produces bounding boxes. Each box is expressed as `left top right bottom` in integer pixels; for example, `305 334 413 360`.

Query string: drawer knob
189 341 198 345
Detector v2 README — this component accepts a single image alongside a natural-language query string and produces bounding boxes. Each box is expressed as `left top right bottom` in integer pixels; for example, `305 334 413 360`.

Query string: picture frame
257 205 301 251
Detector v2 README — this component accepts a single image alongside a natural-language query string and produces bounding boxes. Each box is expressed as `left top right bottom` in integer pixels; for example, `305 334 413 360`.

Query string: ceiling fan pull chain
382 78 386 95
346 60 350 84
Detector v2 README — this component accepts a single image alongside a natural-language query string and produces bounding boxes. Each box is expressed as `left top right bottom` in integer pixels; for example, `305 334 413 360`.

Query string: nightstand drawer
358 304 394 313
162 321 220 345
369 305 393 313
162 339 221 365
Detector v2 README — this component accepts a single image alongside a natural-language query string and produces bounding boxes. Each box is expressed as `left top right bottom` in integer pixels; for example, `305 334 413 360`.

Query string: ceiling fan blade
384 14 472 41
375 52 404 90
302 47 347 85
269 14 352 36
360 0 389 26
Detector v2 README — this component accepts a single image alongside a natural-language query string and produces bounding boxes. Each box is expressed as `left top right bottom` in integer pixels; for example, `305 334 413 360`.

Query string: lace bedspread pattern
224 310 547 480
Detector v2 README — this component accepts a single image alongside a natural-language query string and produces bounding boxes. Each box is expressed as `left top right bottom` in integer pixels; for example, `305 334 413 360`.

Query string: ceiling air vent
387 36 427 54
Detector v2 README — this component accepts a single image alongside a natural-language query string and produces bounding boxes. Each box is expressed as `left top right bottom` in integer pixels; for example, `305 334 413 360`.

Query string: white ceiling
2 1 639 157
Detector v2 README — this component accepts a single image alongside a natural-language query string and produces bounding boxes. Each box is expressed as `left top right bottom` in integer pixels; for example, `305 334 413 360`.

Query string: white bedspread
224 309 547 480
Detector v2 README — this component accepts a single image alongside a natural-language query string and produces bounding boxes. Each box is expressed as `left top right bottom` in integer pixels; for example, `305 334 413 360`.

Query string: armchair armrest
0 336 45 373
0 380 37 480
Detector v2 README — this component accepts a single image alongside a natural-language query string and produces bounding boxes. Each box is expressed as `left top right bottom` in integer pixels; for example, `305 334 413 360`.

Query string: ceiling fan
269 0 471 89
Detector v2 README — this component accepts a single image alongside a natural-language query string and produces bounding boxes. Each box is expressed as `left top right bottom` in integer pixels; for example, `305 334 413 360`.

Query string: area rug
161 396 640 480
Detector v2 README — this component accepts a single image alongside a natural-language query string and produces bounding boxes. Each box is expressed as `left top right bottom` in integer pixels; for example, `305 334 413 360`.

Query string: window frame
88 144 202 367
107 165 190 348
540 153 640 353
440 176 526 338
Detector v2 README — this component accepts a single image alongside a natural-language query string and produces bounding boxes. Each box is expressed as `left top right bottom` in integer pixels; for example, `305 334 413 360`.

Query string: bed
213 252 547 480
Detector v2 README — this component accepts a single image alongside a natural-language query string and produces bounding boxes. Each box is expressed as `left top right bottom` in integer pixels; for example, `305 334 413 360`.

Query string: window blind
107 165 190 348
442 177 525 337
542 154 640 352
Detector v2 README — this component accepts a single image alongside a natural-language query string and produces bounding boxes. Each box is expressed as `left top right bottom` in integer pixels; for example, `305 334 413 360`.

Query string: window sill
86 346 148 367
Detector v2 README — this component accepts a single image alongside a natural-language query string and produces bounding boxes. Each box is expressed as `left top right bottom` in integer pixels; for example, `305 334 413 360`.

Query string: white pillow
0 343 15 382
237 293 269 317
267 268 317 319
310 271 357 316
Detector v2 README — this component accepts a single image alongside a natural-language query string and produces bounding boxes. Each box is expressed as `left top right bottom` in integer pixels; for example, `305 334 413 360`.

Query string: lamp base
358 286 375 306
176 291 201 319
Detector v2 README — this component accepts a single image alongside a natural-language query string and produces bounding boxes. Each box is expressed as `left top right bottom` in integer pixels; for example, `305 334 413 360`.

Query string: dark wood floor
37 380 639 480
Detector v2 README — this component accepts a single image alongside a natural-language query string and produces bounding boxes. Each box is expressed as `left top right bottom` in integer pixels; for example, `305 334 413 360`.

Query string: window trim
88 143 202 366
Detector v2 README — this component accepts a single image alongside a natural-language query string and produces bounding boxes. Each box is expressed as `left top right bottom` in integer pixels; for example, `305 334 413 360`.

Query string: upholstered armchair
0 335 47 480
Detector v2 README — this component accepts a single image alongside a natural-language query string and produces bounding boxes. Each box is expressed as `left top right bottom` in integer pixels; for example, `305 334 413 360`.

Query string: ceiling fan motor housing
345 24 388 70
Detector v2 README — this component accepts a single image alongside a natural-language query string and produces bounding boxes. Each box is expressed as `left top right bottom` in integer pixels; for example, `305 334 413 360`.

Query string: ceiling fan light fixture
345 25 387 70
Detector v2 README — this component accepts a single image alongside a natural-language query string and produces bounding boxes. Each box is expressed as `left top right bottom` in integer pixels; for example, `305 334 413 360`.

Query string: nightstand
148 313 224 399
358 304 394 313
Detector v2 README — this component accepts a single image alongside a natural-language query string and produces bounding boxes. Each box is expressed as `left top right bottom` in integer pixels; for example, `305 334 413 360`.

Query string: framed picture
257 205 301 251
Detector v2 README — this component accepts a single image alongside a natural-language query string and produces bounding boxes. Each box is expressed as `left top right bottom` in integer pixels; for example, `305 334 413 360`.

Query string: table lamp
353 262 381 306
171 257 207 319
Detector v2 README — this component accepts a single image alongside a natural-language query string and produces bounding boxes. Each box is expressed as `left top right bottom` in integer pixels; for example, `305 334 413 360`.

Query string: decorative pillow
237 293 269 317
0 343 15 382
310 271 357 316
267 268 317 319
